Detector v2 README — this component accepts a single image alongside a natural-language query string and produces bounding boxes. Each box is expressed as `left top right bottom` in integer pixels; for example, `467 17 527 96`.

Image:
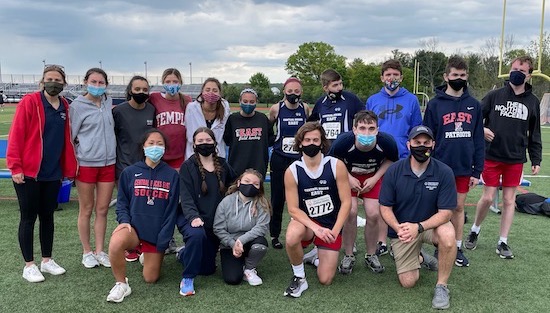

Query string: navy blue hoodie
116 161 180 252
423 85 485 178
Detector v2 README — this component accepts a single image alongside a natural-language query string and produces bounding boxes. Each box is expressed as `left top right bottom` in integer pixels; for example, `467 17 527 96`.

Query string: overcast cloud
0 0 547 84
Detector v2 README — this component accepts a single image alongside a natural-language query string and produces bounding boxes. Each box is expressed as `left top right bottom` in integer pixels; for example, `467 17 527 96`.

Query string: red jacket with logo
7 92 77 179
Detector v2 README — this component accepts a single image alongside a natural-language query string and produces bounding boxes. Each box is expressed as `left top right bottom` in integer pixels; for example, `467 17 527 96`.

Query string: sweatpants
14 179 61 262
219 236 268 285
177 219 219 278
269 153 296 239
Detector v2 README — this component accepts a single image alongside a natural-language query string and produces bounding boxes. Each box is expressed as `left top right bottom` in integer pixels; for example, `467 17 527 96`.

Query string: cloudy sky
0 0 547 84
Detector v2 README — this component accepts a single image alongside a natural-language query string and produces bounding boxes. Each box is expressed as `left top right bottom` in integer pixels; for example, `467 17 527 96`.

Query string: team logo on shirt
378 104 403 119
235 127 263 141
146 119 153 126
59 112 66 120
424 181 439 191
495 101 528 120
443 112 472 138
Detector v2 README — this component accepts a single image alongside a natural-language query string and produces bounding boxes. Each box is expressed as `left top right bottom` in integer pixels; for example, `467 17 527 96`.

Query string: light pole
189 62 192 84
99 60 102 69
42 59 46 68
144 61 148 79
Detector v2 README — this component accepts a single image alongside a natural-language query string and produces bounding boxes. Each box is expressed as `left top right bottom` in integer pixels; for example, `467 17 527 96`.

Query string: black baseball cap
408 125 434 141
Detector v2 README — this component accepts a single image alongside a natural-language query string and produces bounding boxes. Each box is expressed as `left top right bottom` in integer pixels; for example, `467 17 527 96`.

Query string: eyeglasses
44 64 65 73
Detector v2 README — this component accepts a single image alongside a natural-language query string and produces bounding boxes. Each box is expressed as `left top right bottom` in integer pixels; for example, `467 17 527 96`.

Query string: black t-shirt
38 92 65 181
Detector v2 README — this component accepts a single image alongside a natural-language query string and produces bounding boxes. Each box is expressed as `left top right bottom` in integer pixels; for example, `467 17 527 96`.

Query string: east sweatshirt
423 85 485 178
116 161 180 252
481 82 542 166
213 192 270 248
223 111 275 177
69 94 116 167
366 87 422 159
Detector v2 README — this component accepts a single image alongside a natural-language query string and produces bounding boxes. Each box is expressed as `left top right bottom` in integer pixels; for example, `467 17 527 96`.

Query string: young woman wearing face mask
112 76 156 262
148 68 192 171
106 129 180 303
223 88 275 178
176 127 236 296
213 169 271 286
185 77 231 160
70 68 116 269
268 77 310 249
7 65 77 283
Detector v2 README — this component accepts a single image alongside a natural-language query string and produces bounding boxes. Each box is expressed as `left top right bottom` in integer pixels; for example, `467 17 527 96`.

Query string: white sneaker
106 278 132 303
40 259 66 275
243 268 263 286
139 253 144 265
82 252 99 268
95 251 111 268
23 264 45 283
303 247 318 265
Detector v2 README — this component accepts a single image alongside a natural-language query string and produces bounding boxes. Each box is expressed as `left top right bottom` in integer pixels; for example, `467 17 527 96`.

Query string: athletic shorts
301 233 342 251
140 240 160 254
77 165 115 183
481 160 523 187
350 173 383 199
390 230 434 274
455 176 471 194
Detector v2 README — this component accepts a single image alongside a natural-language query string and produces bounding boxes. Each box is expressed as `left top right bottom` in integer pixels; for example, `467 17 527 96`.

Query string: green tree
346 58 380 101
249 72 270 90
414 49 447 95
285 42 347 87
222 81 241 104
391 49 414 68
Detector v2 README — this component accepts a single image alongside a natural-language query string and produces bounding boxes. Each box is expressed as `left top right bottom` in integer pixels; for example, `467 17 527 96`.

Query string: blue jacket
366 87 422 159
116 161 180 252
423 85 485 178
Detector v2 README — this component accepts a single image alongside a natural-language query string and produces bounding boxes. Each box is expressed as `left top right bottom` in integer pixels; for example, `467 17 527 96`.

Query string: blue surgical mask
87 85 106 97
163 84 181 95
384 79 400 91
144 145 165 163
240 103 256 115
357 134 376 147
509 70 526 86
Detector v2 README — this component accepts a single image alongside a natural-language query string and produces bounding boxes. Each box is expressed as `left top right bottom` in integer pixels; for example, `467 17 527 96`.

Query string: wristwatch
417 223 424 233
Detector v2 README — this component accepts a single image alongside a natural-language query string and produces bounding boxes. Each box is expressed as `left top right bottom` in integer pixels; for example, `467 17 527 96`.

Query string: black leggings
269 153 295 238
14 179 61 262
220 236 268 285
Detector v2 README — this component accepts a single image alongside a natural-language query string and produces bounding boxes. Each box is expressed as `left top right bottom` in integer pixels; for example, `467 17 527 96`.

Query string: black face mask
195 143 216 156
410 145 432 163
447 79 467 92
131 92 149 104
286 93 301 104
44 82 64 97
328 90 342 101
509 70 526 86
301 144 322 158
239 183 260 198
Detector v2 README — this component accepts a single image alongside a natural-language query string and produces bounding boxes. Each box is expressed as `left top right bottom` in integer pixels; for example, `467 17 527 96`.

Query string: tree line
224 35 550 106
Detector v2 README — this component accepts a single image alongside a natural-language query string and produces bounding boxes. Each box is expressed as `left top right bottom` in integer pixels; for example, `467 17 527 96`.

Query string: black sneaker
283 276 308 298
455 248 470 267
271 238 283 249
376 241 388 256
496 242 514 259
464 231 479 250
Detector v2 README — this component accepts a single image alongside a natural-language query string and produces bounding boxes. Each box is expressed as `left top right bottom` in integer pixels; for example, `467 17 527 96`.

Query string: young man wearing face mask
328 110 398 275
268 77 310 249
308 69 364 142
223 88 275 178
423 56 484 268
367 59 422 159
283 122 351 298
465 56 542 259
379 125 457 310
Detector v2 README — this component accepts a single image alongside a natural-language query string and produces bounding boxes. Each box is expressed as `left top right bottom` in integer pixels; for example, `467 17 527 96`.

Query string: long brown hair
226 169 271 215
193 127 226 195
197 77 225 121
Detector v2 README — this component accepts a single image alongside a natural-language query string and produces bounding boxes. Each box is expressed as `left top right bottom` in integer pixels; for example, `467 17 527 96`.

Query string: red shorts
301 233 342 251
481 160 523 187
165 156 184 170
140 240 159 254
455 176 471 194
350 173 383 199
77 165 115 183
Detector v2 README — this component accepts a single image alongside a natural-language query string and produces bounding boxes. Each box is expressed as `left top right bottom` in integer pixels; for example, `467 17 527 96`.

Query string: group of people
6 54 542 310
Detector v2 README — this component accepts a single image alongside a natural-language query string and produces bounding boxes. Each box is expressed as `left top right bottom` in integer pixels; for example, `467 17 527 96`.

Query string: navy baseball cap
408 125 434 140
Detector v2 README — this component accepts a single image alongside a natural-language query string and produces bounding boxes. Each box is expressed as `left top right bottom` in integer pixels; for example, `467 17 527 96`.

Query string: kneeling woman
106 129 180 303
177 127 236 296
214 169 271 286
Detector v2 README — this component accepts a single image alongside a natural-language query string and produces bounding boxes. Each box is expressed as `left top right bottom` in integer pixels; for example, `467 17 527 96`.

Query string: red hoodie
7 92 77 179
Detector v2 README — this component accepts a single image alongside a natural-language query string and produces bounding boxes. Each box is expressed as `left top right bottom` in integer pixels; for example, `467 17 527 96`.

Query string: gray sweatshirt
213 192 270 248
69 95 116 167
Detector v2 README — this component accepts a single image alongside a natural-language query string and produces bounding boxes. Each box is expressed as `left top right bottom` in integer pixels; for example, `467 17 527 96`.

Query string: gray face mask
44 82 64 96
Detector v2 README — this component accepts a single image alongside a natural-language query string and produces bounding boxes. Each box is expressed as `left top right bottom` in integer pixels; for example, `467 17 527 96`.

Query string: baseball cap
408 125 434 140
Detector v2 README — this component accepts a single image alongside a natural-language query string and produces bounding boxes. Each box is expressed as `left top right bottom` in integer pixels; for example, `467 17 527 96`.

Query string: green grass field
1 105 550 312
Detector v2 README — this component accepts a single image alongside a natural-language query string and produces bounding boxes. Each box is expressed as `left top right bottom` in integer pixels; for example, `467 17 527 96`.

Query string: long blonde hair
226 169 271 216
